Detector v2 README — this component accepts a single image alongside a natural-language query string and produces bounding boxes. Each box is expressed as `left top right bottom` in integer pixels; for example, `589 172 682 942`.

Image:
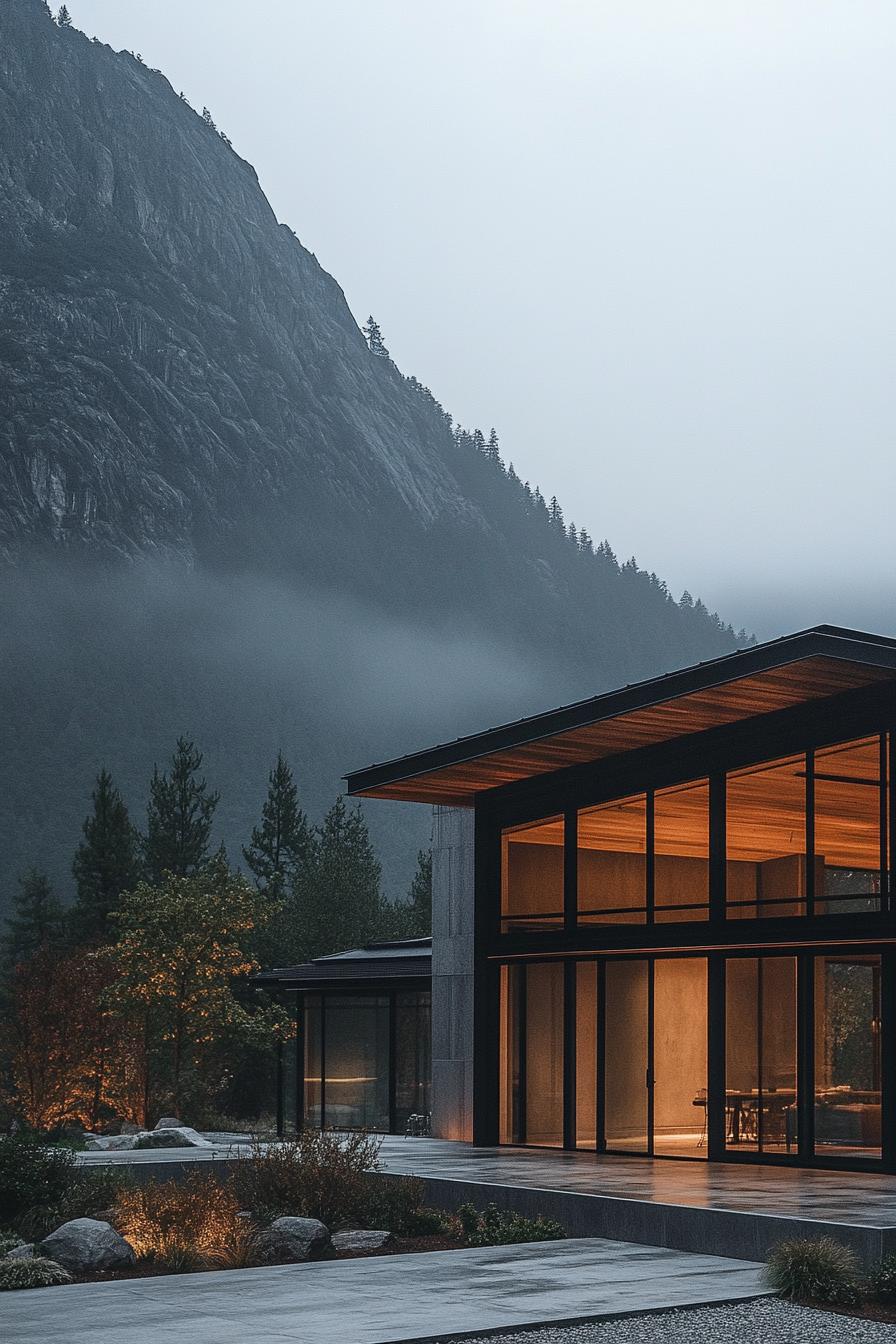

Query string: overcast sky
70 1 895 638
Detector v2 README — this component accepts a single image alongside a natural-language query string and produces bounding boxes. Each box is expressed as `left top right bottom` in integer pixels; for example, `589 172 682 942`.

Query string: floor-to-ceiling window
654 781 710 922
299 990 430 1134
727 757 808 918
304 993 323 1127
653 958 708 1156
498 961 564 1147
321 995 390 1130
814 955 881 1158
501 816 564 931
725 956 798 1153
604 959 649 1151
814 739 884 916
578 795 647 924
395 991 432 1131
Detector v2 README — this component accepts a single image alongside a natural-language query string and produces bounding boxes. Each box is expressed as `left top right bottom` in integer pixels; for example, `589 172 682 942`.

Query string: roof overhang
345 627 896 806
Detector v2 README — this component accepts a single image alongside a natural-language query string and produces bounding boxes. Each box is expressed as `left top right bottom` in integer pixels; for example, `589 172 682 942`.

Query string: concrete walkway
1 1238 769 1344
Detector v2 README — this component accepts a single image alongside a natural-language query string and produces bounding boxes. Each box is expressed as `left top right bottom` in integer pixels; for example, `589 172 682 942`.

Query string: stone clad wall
430 805 475 1141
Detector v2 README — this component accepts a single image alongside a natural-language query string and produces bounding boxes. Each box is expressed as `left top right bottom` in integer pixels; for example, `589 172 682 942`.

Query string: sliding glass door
498 949 885 1165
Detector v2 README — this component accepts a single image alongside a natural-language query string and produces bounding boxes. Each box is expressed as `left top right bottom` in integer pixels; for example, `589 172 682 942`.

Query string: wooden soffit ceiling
345 633 896 806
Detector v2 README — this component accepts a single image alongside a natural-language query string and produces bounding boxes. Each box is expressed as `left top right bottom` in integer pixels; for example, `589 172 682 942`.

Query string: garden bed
1 1129 565 1291
69 1233 467 1283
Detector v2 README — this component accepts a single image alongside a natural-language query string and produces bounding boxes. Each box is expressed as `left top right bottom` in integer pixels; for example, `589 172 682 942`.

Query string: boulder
4 1244 34 1260
153 1116 183 1130
40 1219 136 1273
331 1229 394 1252
256 1217 330 1263
120 1121 141 1134
133 1126 213 1149
84 1133 137 1151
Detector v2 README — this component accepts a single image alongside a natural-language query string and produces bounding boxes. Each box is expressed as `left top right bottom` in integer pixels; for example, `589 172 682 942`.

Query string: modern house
345 626 896 1171
257 940 431 1136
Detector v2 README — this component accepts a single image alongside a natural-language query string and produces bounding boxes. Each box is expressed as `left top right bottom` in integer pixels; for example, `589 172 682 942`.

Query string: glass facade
814 956 881 1157
655 780 710 922
494 730 893 1170
501 816 564 931
578 794 647 924
727 755 808 918
814 739 883 915
725 957 798 1153
298 989 431 1134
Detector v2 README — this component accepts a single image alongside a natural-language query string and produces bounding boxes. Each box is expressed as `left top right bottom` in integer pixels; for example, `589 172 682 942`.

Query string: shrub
231 1130 382 1228
148 1243 209 1275
362 1175 431 1235
0 1256 73 1291
454 1202 565 1248
16 1166 132 1242
113 1171 245 1267
766 1237 861 1306
0 1136 75 1231
870 1253 896 1303
0 1231 25 1257
206 1220 264 1271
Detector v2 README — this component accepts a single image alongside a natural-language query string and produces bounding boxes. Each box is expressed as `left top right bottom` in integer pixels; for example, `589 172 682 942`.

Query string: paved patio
0 1237 769 1344
374 1138 896 1264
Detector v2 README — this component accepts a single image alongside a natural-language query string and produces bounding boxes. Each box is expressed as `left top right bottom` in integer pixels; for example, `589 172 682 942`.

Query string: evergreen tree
362 316 389 358
243 754 313 902
2 869 66 972
57 5 72 26
202 106 217 129
548 495 564 528
72 769 140 943
485 428 500 461
404 849 432 936
143 737 219 882
471 428 485 456
299 797 382 959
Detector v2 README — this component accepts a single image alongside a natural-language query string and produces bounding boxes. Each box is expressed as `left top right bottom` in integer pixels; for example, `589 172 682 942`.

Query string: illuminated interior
496 734 891 1165
501 816 564 931
301 991 431 1133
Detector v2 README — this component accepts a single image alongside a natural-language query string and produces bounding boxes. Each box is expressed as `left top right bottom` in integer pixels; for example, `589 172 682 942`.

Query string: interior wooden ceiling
351 654 895 805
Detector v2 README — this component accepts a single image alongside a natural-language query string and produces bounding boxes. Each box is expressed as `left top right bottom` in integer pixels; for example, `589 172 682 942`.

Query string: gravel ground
443 1297 896 1343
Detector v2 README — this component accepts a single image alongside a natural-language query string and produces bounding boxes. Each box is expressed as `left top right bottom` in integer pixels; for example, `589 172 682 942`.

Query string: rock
331 1229 394 1252
4 1243 34 1260
153 1116 183 1130
89 1133 137 1151
133 1126 213 1149
40 1219 136 1273
256 1217 330 1263
120 1121 141 1134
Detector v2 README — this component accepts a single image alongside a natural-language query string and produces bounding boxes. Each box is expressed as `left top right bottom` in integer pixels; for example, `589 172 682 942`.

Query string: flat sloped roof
344 626 896 806
253 938 432 990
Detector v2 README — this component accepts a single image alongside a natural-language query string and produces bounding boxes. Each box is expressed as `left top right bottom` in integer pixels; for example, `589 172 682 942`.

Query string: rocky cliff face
0 0 744 909
0 0 480 569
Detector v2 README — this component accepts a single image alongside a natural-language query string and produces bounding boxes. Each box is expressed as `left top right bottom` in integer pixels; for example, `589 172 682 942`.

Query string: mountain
0 0 746 913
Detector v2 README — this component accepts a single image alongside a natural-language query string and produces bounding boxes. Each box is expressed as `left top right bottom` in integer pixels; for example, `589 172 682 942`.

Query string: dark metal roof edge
344 626 896 796
252 960 431 990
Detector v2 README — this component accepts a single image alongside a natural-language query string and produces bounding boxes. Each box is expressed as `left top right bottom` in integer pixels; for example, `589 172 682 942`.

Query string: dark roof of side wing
344 626 896 806
253 939 432 990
